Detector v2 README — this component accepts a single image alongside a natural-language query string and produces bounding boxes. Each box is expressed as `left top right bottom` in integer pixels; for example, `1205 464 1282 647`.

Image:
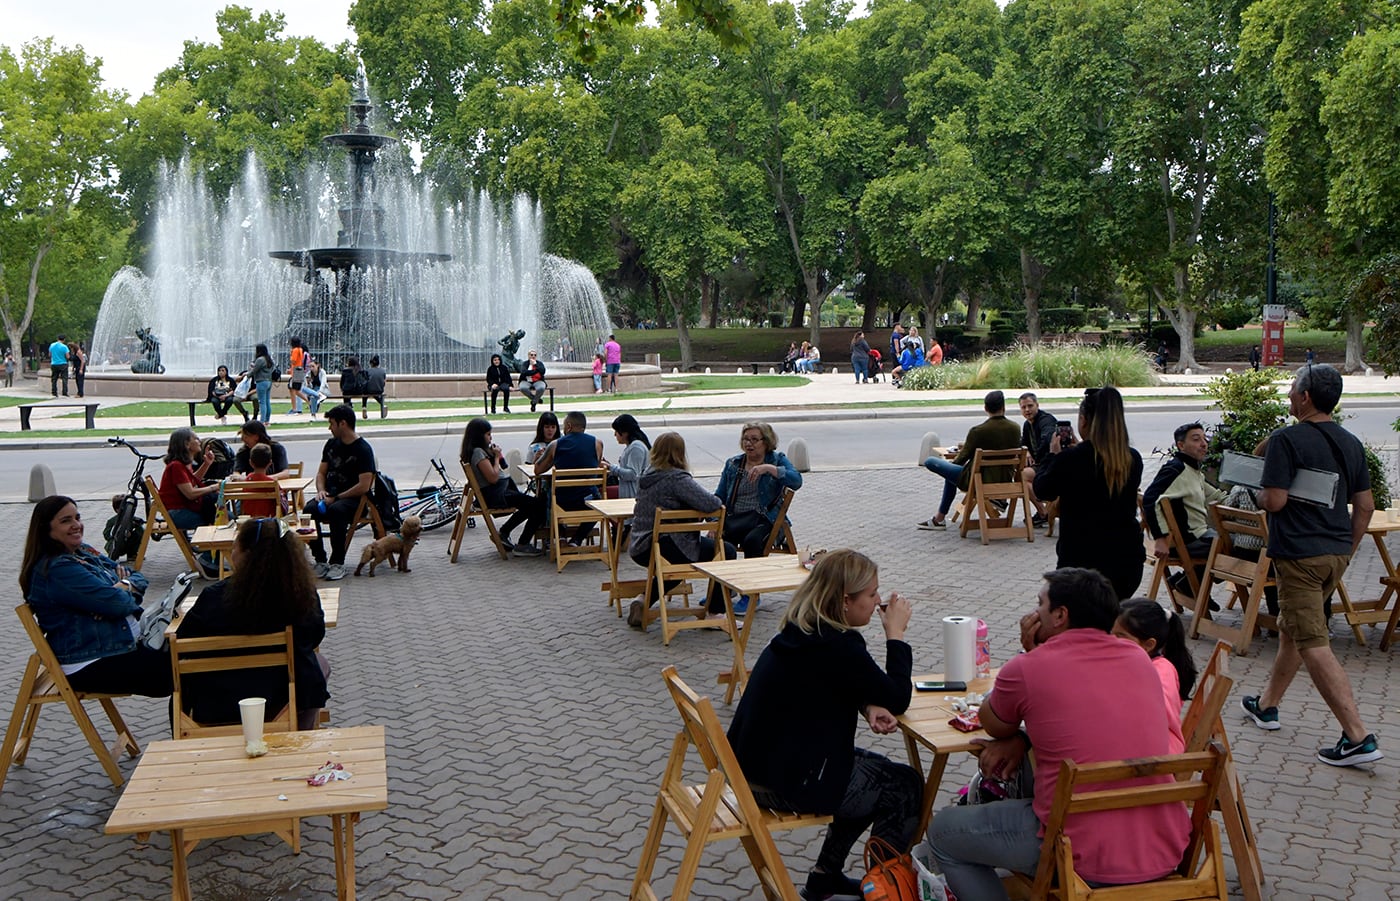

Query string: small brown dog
354 515 422 577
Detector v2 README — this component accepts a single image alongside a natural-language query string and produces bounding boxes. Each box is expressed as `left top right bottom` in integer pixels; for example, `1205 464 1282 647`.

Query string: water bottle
975 618 991 679
317 499 327 516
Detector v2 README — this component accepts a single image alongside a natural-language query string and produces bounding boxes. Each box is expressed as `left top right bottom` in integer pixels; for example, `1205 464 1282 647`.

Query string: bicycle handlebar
108 436 162 460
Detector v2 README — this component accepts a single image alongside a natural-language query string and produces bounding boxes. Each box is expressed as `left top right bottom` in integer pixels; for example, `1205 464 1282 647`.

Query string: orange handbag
860 836 919 901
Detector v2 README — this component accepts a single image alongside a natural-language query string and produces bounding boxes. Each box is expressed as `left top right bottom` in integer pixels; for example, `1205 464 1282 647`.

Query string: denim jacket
714 451 803 524
26 547 148 665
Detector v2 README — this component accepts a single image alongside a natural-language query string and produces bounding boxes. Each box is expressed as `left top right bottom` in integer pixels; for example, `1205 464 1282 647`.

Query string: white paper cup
1389 507 1400 523
239 697 266 745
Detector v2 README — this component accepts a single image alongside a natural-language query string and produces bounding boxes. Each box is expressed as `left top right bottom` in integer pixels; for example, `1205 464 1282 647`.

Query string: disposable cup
239 697 266 745
1389 507 1400 523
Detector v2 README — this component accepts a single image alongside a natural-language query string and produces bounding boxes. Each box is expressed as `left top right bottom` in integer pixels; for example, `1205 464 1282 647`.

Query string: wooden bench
18 401 99 430
480 386 553 414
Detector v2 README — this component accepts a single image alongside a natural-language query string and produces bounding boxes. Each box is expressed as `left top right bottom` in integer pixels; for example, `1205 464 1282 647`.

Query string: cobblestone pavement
0 463 1395 900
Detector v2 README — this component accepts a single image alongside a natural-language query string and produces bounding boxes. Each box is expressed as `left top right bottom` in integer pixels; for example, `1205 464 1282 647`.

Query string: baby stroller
867 348 884 383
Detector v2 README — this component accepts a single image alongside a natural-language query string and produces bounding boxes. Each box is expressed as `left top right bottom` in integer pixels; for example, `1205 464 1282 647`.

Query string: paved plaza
0 378 1398 899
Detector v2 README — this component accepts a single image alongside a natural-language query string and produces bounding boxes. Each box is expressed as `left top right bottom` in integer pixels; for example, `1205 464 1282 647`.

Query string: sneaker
917 518 946 531
1031 513 1048 528
801 870 862 901
627 600 645 629
1317 732 1382 767
1240 696 1280 731
312 561 330 578
990 498 1009 514
513 544 544 557
732 594 753 615
498 538 515 553
198 557 221 579
325 563 346 581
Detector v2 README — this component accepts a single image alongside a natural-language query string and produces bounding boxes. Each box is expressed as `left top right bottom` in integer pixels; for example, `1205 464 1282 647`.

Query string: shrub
1211 298 1255 330
995 310 1028 332
988 326 1017 347
1198 369 1289 472
898 343 1159 391
1088 307 1111 330
1041 307 1088 333
937 325 965 344
1364 445 1392 510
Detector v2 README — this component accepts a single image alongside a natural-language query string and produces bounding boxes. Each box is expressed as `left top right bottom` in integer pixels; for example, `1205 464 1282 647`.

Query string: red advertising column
1261 304 1286 366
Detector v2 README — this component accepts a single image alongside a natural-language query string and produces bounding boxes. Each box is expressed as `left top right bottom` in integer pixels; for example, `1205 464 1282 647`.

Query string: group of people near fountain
203 340 386 424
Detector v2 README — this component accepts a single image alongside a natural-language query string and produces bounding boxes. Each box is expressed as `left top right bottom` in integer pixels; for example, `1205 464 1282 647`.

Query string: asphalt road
4 407 1395 502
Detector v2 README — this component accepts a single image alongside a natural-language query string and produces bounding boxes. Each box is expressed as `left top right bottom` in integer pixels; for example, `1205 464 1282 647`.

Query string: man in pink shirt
927 569 1190 899
604 334 622 393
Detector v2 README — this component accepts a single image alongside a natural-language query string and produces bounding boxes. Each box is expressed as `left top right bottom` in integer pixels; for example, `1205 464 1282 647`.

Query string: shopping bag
912 842 957 901
233 375 253 400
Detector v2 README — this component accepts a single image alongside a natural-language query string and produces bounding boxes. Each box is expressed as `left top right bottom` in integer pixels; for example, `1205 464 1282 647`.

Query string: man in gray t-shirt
1240 364 1381 767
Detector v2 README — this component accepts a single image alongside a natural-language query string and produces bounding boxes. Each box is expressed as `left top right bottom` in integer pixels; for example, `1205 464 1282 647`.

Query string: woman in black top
727 549 920 901
1033 386 1145 598
459 417 546 555
176 517 329 730
206 364 250 424
485 354 513 414
233 420 289 475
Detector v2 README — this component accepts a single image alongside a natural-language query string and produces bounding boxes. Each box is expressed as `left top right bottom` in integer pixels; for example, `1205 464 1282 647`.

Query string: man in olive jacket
918 390 1023 530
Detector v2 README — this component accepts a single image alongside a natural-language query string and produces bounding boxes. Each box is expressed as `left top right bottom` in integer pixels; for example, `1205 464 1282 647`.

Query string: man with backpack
304 404 376 581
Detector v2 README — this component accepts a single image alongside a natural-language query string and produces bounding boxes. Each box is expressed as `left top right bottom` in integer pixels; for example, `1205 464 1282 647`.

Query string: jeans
67 646 174 698
755 748 921 876
852 359 868 382
927 798 1043 901
592 373 602 391
255 380 273 422
303 496 361 565
923 456 965 517
51 363 68 396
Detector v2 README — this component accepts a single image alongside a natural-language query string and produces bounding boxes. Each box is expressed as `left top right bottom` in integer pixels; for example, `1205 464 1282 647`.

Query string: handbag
860 836 919 901
233 375 253 400
136 571 198 652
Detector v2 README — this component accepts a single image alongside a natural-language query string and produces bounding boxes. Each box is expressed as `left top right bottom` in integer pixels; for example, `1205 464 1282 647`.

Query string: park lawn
0 395 34 408
1193 326 1365 355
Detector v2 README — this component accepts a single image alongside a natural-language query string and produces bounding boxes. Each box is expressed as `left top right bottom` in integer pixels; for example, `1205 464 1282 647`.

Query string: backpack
202 437 236 480
372 472 402 531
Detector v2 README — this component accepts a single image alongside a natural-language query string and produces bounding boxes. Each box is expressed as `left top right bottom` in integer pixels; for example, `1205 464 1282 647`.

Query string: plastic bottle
975 618 991 678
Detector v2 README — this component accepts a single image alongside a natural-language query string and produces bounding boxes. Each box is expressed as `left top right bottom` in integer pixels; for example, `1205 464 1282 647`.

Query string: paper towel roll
943 615 976 683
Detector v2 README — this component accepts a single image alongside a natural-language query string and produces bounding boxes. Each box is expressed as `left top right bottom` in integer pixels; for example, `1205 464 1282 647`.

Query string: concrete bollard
506 449 525 488
644 353 661 368
787 438 811 473
831 366 839 374
918 432 942 466
1366 367 1374 377
705 367 712 374
29 464 56 502
737 367 744 374
1224 367 1233 374
1184 368 1193 375
671 367 679 374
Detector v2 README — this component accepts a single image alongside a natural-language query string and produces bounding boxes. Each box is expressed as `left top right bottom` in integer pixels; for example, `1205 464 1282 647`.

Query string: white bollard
1184 367 1193 375
1224 367 1233 374
671 367 679 374
1366 367 1374 377
918 432 943 466
737 367 744 374
769 367 777 374
29 464 56 502
506 449 525 488
786 438 811 473
705 367 712 374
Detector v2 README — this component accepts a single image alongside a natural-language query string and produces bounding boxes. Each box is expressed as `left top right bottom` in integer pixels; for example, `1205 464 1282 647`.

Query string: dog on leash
354 515 422 577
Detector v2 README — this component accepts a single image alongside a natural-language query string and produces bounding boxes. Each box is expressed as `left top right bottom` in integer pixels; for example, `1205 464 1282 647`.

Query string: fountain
89 67 633 397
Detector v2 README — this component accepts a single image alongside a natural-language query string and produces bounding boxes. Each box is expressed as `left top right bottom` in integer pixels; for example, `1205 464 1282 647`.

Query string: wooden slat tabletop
692 556 810 594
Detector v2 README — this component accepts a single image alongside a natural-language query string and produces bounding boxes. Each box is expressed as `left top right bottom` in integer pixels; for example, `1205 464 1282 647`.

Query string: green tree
0 39 128 363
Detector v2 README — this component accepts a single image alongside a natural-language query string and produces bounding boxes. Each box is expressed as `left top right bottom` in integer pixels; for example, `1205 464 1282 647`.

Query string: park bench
185 399 255 426
18 401 99 431
341 392 387 418
480 386 553 414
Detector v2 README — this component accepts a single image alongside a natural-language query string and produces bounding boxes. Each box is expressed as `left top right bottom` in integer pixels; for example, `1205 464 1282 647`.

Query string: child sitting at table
240 444 282 519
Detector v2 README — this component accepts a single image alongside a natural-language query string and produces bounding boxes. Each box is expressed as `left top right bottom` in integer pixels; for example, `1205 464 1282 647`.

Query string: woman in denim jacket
714 421 803 558
20 496 172 697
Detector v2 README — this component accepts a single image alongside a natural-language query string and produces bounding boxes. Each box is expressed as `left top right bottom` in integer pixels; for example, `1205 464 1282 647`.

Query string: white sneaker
312 561 329 578
325 563 346 580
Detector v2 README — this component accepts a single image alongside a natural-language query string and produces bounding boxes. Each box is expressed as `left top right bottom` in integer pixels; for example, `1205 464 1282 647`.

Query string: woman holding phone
727 549 920 901
1033 386 1145 598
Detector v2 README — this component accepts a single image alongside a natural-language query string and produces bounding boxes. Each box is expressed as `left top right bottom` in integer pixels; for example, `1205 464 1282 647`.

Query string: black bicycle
105 436 162 561
398 457 463 532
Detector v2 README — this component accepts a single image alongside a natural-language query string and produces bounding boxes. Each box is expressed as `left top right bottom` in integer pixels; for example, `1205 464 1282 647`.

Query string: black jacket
486 363 513 389
728 622 911 813
1021 409 1058 464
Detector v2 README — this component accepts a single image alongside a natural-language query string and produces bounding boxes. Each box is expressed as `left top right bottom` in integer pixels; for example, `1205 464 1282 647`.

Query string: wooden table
691 556 810 704
179 587 340 629
105 725 388 901
587 497 639 615
274 473 316 511
1329 509 1400 646
192 518 319 578
897 670 998 841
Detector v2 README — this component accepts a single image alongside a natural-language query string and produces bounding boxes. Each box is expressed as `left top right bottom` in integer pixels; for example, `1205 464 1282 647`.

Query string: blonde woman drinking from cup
727 549 920 901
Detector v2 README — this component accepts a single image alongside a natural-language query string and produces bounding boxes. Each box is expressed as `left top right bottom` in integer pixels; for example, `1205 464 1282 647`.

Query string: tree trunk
1344 307 1366 372
964 293 981 332
788 293 807 329
1154 285 1200 371
703 276 719 328
1020 247 1048 344
0 242 50 374
921 260 952 345
664 282 694 371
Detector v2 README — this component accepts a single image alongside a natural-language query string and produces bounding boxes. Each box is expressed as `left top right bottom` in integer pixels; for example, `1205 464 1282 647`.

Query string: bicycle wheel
415 492 461 532
106 497 139 560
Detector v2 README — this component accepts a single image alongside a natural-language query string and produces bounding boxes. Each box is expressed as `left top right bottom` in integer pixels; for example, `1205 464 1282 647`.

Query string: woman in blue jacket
19 495 172 697
714 421 802 558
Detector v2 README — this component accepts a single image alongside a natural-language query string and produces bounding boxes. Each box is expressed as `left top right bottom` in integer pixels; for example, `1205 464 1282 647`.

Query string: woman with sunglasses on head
20 495 172 697
728 549 919 901
175 517 329 730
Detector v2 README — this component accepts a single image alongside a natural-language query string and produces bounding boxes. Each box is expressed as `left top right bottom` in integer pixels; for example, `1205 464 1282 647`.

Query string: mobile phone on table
914 680 967 692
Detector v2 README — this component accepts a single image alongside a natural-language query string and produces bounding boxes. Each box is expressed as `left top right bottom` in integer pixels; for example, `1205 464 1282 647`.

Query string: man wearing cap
604 334 622 393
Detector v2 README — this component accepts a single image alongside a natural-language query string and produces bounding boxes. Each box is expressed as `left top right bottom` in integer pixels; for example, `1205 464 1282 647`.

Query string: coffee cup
239 697 266 745
1389 507 1400 523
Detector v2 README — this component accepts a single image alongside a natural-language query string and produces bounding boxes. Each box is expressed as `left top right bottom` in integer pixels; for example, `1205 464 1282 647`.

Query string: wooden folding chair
632 666 832 901
346 492 387 545
549 467 610 572
958 448 1034 544
1189 505 1278 655
1145 496 1212 613
762 488 798 556
450 461 517 561
134 475 204 573
219 480 285 518
1180 641 1264 901
0 604 142 793
283 461 304 477
1002 744 1231 901
168 625 303 853
644 508 726 645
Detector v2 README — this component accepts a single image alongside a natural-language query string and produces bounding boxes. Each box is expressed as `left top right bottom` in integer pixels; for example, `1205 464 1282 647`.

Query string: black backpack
202 437 237 480
372 472 402 531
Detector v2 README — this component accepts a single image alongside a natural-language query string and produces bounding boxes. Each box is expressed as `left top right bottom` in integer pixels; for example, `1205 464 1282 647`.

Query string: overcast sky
3 0 359 99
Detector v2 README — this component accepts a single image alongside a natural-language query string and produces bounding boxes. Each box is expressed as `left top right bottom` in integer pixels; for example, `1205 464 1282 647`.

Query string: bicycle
105 436 162 560
398 458 463 532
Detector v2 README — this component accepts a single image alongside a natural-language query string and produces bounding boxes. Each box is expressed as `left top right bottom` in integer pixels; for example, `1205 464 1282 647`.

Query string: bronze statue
498 329 527 371
130 327 165 374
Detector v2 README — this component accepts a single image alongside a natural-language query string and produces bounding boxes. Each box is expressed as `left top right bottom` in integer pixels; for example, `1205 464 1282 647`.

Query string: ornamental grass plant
900 342 1159 390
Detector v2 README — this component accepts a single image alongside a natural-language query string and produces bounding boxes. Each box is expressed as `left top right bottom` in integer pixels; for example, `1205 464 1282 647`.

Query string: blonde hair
740 421 777 453
780 549 878 635
649 431 689 472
